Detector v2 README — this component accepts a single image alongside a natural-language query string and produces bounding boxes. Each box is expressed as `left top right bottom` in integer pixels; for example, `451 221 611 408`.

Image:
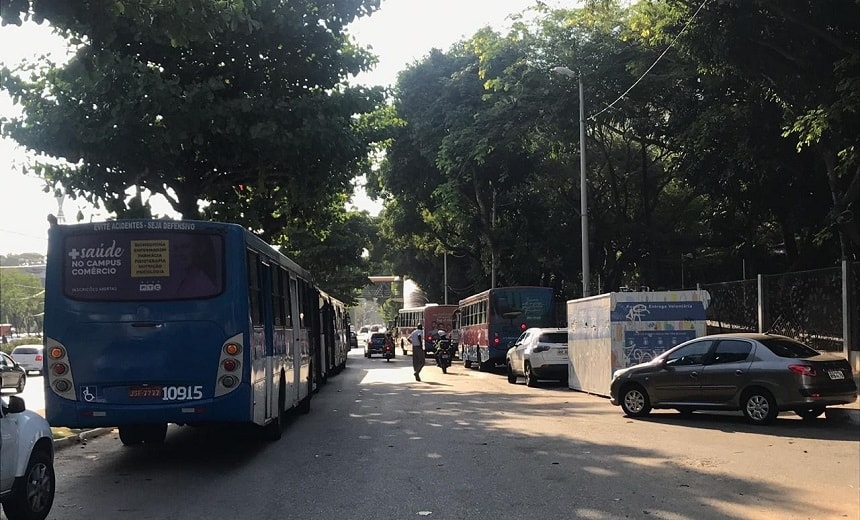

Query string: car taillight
789 364 817 376
35 354 43 361
533 345 549 353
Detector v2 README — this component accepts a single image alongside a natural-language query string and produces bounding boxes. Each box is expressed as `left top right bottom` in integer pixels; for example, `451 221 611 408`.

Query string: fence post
757 274 765 333
844 260 859 372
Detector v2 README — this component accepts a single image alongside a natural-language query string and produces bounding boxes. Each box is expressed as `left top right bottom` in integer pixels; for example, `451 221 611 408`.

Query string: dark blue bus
43 219 347 444
457 286 555 371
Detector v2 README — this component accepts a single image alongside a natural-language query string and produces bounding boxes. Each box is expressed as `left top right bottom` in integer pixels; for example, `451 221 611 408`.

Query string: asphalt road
4 349 859 520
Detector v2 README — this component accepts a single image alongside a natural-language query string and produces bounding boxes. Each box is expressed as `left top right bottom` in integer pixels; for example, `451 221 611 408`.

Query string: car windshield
759 337 820 358
538 332 567 344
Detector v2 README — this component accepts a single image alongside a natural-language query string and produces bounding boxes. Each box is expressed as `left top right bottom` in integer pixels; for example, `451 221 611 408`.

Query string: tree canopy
373 0 858 304
1 0 392 304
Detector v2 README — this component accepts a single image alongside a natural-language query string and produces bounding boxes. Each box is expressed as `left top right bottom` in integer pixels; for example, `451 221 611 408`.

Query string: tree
0 268 44 334
1 0 388 246
659 0 859 262
281 209 381 306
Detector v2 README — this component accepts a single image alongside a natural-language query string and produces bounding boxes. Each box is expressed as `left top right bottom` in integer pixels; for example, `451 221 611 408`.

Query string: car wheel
525 362 537 388
2 447 55 520
620 384 652 417
794 407 825 420
16 374 26 393
741 388 778 425
506 363 517 384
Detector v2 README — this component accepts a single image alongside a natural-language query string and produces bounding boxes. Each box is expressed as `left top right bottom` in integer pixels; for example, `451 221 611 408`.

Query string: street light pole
553 66 590 297
444 251 448 304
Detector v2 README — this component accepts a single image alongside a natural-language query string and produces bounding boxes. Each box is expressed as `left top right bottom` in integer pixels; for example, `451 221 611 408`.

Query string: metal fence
702 261 859 355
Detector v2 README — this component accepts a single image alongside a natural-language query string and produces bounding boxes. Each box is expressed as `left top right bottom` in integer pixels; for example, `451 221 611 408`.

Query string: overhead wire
588 0 711 121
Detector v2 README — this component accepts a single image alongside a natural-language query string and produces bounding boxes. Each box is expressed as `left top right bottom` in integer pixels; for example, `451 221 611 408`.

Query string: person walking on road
408 323 425 381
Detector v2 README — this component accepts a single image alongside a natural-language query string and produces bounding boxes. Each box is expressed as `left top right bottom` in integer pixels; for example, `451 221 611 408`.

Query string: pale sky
0 0 558 255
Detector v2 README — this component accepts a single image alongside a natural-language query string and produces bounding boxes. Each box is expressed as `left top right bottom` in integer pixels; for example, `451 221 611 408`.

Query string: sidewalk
52 427 114 449
36 409 114 450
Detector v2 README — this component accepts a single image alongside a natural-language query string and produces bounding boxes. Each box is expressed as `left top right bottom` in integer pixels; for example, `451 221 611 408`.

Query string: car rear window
539 332 568 344
759 337 819 358
12 347 41 355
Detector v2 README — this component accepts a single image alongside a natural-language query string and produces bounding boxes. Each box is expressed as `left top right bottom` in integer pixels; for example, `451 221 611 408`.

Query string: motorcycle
383 339 395 362
434 333 453 374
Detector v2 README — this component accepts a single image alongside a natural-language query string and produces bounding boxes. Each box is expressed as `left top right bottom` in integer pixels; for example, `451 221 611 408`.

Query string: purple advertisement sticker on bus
63 231 223 301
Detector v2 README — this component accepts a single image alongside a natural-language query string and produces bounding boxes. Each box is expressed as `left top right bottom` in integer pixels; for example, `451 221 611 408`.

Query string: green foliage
1 0 388 240
0 269 44 335
279 210 380 307
376 0 857 301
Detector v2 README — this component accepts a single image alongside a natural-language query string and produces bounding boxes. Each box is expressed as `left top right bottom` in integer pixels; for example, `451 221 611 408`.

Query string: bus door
289 276 303 401
260 260 275 422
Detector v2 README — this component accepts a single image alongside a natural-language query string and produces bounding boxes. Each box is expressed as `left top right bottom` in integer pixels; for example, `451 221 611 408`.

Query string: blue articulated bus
43 219 347 444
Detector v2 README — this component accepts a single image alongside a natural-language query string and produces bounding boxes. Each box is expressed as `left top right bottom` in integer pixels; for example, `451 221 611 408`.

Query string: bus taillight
52 363 68 375
49 346 66 360
54 379 71 392
224 343 241 356
493 336 500 345
222 359 239 372
520 323 527 331
221 375 237 388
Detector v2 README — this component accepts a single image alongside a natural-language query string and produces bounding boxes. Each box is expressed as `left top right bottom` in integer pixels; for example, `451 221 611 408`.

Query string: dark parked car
0 352 26 393
364 333 387 358
349 331 358 349
610 333 857 425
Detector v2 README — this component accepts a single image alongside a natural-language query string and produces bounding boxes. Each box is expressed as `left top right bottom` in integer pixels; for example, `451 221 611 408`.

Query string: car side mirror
8 395 26 413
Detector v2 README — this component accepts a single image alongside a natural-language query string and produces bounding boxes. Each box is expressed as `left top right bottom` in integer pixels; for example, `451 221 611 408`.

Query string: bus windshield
490 288 552 324
63 230 224 301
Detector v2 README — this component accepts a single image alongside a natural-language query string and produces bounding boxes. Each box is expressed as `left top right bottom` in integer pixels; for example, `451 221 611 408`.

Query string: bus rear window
63 231 224 301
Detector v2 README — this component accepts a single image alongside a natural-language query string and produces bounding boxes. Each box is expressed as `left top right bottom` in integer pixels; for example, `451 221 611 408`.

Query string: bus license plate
828 370 845 380
129 386 163 398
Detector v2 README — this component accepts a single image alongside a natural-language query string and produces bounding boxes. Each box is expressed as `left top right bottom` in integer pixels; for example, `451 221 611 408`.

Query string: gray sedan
609 333 857 424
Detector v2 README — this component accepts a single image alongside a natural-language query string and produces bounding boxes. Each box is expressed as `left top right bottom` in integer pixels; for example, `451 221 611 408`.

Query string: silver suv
0 395 55 520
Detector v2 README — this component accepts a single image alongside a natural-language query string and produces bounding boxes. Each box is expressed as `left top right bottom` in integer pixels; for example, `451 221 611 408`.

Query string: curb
53 427 114 450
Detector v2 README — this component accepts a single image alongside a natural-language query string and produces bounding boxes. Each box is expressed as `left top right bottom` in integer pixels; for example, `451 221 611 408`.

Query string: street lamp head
552 66 577 78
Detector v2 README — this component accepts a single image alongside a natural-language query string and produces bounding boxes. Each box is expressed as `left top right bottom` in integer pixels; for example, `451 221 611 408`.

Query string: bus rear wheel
119 424 167 445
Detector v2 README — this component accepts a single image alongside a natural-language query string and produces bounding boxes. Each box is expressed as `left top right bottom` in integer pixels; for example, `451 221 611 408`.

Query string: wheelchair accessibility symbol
81 386 98 402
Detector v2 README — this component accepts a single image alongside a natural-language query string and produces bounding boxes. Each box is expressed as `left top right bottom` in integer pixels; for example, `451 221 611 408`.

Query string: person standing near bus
408 323 425 381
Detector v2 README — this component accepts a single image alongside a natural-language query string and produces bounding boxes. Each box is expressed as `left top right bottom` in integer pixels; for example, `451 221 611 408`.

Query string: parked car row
503 329 856 425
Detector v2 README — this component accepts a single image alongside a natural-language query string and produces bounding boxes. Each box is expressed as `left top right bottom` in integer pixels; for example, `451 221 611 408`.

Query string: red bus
457 286 555 371
395 304 458 355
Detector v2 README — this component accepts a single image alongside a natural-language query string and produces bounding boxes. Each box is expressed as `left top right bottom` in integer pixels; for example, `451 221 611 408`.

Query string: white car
506 328 569 387
0 395 56 520
356 326 370 347
9 345 44 375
